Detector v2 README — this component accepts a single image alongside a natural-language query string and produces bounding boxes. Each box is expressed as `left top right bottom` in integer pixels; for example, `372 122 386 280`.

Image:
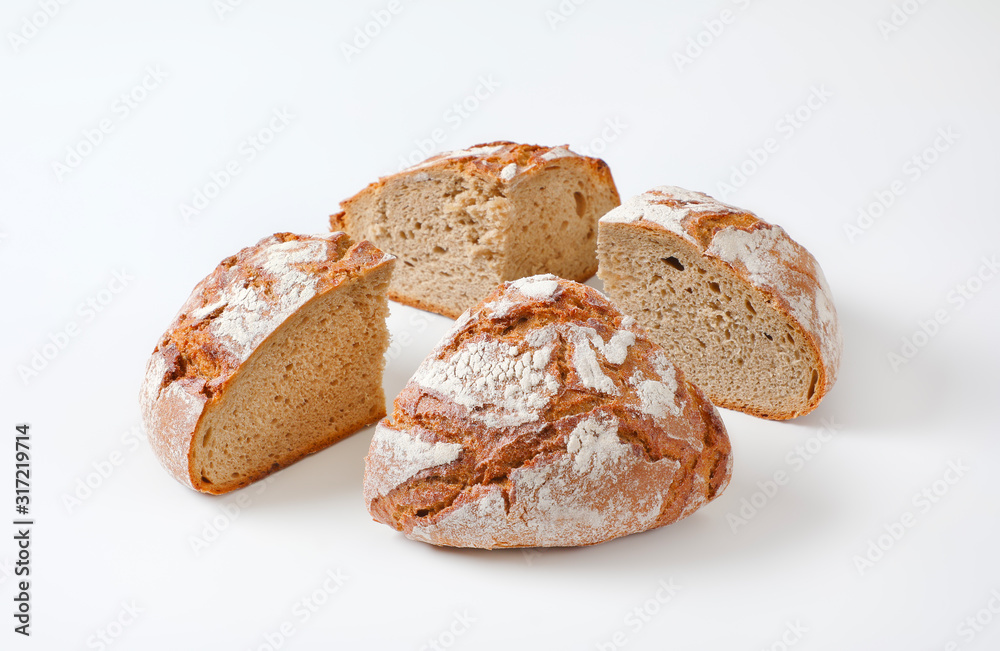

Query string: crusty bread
363 274 732 548
140 232 395 494
331 141 620 319
597 186 842 420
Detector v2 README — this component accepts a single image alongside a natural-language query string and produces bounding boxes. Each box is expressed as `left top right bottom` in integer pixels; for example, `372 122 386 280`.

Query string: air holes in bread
662 256 685 271
807 370 819 400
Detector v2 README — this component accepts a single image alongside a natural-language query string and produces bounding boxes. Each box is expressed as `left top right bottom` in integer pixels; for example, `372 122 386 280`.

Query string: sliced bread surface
331 141 620 318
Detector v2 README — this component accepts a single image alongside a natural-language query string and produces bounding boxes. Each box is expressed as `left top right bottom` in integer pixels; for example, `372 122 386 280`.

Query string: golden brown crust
329 211 347 232
140 232 395 492
364 275 733 548
385 290 464 320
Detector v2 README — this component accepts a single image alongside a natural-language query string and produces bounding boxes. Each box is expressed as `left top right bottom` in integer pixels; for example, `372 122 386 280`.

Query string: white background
2 0 999 649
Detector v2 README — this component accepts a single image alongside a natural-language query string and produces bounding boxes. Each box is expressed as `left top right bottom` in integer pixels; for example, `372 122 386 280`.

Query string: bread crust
598 186 842 419
332 141 618 231
364 275 732 548
140 232 395 493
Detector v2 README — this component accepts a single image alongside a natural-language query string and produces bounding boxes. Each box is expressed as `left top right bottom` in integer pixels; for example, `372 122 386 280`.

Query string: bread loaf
331 141 620 318
140 232 395 494
597 186 842 420
363 274 732 548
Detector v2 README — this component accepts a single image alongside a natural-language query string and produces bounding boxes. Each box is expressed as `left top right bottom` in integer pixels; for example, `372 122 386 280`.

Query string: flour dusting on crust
368 275 732 548
486 274 561 318
509 274 561 301
412 337 560 428
364 422 463 501
409 413 680 548
599 185 744 244
187 236 332 362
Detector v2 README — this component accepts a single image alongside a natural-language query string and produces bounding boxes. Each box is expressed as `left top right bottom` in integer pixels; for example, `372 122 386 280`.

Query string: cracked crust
140 232 395 493
363 275 732 548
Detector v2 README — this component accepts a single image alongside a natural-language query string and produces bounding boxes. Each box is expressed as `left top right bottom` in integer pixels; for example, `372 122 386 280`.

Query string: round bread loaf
364 274 732 548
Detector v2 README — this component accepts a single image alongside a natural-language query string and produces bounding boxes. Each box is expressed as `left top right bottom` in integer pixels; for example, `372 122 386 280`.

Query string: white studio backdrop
1 1 999 649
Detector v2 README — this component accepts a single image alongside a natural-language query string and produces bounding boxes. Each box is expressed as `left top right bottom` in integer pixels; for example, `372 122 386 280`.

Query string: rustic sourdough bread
363 274 732 548
597 186 842 420
140 232 395 494
331 141 620 318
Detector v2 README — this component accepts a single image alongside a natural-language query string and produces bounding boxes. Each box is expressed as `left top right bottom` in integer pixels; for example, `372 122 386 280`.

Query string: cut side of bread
140 232 395 494
364 275 732 548
331 141 620 318
597 187 842 420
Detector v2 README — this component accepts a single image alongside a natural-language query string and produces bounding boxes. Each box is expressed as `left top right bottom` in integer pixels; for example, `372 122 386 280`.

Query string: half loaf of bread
597 186 842 420
364 274 732 548
331 141 620 318
140 232 395 494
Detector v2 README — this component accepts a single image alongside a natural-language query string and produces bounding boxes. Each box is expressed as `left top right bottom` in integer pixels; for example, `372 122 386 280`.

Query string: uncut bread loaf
363 274 732 548
597 186 842 420
140 232 395 495
331 141 620 319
